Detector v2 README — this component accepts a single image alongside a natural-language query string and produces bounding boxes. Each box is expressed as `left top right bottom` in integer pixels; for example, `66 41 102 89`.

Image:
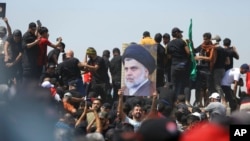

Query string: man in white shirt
117 89 143 131
221 63 249 112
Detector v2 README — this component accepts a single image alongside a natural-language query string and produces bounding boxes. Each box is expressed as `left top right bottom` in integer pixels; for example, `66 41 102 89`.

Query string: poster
121 43 157 97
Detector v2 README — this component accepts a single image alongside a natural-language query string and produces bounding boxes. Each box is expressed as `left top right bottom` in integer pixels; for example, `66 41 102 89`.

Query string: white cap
192 112 201 120
212 35 221 43
41 81 54 88
64 92 72 98
209 92 220 99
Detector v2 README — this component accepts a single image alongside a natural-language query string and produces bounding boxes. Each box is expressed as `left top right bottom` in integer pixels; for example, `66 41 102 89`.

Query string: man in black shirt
211 35 230 106
22 22 40 85
223 38 239 71
110 47 122 102
83 47 110 103
47 41 65 66
167 27 190 102
154 33 166 88
4 29 23 83
56 50 85 96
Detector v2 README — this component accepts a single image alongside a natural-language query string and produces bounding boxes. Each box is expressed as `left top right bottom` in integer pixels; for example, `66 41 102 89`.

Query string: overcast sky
3 0 250 68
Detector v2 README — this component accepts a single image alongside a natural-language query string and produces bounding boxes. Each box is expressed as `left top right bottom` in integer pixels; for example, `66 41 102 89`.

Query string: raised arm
150 91 158 113
3 17 11 36
144 91 158 120
93 110 102 133
49 37 62 49
117 88 126 121
83 62 99 72
232 46 239 60
75 101 88 127
86 109 103 133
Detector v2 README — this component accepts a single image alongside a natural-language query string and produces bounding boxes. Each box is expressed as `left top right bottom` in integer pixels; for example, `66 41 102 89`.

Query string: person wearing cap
211 35 221 45
83 47 110 103
56 50 86 96
139 31 156 45
204 94 227 121
221 63 250 112
3 29 23 84
110 47 122 102
122 44 156 96
223 38 239 71
0 17 11 55
209 92 221 102
167 27 190 104
203 93 226 122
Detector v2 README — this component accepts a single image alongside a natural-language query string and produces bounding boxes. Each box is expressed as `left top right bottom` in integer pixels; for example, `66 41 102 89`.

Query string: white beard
125 70 146 89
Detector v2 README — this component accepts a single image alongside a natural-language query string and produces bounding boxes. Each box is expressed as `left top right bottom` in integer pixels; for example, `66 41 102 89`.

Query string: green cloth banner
188 19 197 81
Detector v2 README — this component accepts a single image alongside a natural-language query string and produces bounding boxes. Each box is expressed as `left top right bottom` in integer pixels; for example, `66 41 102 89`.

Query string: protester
211 34 229 106
83 47 110 102
109 47 122 103
139 31 156 45
154 33 166 88
22 22 40 85
4 29 23 85
56 50 85 96
223 38 239 71
37 26 63 77
221 63 249 113
167 27 190 104
47 41 65 66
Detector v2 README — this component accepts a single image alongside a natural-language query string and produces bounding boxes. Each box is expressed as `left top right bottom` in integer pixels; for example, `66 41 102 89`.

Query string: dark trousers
171 64 190 101
195 69 212 106
221 85 238 112
112 81 121 104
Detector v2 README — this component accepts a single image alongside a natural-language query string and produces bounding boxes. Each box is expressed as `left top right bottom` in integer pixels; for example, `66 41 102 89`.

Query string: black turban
122 44 156 74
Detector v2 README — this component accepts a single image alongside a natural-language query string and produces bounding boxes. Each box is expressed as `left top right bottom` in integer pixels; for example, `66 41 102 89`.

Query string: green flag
188 19 197 81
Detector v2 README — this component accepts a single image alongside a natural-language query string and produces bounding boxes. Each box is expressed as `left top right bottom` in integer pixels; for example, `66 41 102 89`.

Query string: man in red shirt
37 26 62 77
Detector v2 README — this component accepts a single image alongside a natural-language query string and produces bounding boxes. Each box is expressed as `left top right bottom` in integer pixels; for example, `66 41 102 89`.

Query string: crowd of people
0 17 250 141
